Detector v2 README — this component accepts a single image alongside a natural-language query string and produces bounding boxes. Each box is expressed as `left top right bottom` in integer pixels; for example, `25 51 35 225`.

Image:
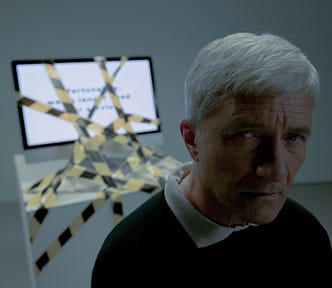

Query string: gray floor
0 201 35 288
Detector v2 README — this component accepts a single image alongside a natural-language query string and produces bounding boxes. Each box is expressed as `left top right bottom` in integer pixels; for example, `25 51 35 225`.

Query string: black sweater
91 190 332 286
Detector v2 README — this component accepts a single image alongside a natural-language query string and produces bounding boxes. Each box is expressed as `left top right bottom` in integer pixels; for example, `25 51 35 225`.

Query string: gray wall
1 0 332 203
1 1 331 287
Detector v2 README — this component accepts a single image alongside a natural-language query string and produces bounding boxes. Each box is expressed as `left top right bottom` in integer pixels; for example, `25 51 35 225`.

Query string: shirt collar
165 162 253 248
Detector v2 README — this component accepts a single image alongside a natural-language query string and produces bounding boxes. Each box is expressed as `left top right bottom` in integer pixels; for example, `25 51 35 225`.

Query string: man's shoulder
276 197 330 242
281 197 321 224
100 190 185 246
121 190 168 224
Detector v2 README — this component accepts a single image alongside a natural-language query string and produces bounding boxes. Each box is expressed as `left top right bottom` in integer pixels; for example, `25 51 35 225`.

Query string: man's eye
238 130 254 138
287 134 303 142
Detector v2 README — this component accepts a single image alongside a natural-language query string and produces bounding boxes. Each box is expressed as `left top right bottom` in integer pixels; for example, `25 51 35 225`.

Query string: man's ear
180 119 198 161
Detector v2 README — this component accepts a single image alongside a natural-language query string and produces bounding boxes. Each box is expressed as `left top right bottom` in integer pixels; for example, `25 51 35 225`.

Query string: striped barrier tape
17 56 182 277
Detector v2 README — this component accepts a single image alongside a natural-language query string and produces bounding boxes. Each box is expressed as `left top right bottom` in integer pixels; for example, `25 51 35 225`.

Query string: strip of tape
34 196 107 277
17 56 182 277
20 58 134 240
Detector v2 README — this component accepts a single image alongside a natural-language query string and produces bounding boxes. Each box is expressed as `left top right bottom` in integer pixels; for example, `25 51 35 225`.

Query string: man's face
192 93 312 225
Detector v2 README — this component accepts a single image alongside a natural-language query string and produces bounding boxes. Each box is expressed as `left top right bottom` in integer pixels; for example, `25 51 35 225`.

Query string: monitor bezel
11 56 161 150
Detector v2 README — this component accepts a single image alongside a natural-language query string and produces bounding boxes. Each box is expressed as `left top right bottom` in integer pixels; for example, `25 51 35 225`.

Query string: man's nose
255 140 287 181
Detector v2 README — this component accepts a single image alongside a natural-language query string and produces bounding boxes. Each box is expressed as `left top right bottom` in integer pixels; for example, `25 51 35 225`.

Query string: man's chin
248 208 281 225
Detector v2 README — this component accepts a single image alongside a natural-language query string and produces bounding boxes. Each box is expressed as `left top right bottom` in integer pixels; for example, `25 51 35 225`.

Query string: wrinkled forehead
221 92 313 114
197 92 313 132
202 92 313 134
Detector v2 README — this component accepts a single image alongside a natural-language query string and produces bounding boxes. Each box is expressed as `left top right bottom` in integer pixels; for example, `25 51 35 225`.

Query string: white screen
13 57 160 148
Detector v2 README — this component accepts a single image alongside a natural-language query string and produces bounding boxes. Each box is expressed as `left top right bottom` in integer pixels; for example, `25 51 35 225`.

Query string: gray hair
184 32 320 129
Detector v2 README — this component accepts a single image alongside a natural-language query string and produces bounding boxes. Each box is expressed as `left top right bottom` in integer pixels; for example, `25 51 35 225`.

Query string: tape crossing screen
12 56 160 149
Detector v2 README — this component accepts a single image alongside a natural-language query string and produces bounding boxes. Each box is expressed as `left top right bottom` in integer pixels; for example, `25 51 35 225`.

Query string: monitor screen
12 56 162 154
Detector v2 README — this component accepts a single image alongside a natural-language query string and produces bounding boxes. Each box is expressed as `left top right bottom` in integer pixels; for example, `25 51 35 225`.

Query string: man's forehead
211 93 313 132
221 93 313 114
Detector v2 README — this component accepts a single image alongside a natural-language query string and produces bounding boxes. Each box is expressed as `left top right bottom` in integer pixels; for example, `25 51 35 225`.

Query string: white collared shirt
164 162 253 248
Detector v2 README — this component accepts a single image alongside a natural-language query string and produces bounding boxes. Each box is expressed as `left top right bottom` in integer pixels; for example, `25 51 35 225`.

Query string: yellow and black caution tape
34 195 107 277
33 156 171 276
87 56 127 120
17 56 182 277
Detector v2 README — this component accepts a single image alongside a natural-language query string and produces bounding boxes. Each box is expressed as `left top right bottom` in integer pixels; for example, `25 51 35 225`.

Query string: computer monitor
12 56 164 164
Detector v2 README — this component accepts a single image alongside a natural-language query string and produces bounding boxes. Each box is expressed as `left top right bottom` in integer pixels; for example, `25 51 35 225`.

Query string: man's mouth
241 191 278 198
